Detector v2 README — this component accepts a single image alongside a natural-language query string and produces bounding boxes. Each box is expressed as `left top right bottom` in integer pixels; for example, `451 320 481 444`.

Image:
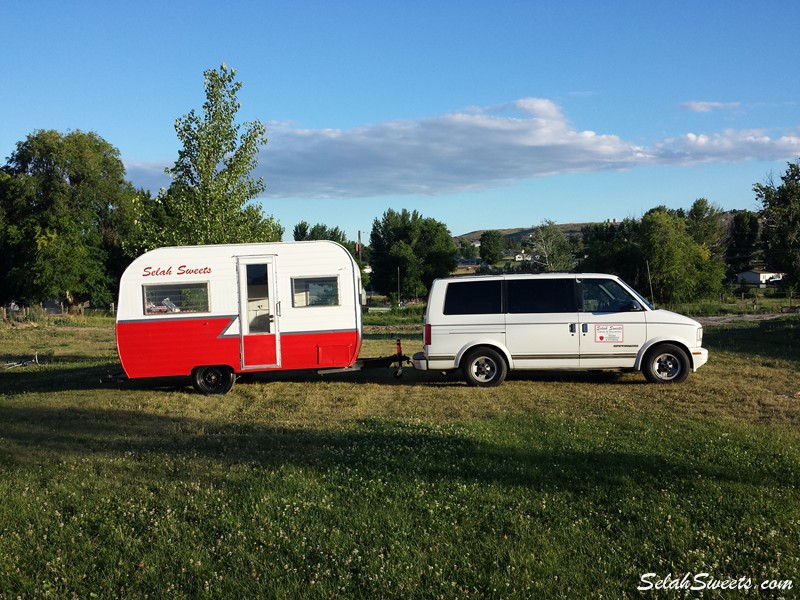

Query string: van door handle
569 323 576 334
582 323 589 334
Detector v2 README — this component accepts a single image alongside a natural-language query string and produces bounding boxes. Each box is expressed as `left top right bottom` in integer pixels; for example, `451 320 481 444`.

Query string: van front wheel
642 344 689 384
462 348 507 387
192 365 236 395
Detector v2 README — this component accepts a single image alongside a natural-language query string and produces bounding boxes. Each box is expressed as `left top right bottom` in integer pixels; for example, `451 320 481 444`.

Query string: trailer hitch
318 339 410 377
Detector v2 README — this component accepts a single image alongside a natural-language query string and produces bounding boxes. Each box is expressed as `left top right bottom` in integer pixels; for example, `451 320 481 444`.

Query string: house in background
737 270 784 285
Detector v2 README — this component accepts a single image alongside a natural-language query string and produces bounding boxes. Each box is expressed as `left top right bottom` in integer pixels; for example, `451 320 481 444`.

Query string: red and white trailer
115 240 374 394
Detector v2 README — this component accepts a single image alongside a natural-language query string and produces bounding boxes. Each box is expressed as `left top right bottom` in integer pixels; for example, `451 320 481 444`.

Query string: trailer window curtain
142 283 210 315
292 277 339 307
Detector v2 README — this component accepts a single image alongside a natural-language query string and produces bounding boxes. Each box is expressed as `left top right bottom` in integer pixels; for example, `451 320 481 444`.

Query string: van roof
435 273 619 283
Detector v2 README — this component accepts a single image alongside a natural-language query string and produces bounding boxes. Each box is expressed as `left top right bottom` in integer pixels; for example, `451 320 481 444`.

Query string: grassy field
0 316 798 598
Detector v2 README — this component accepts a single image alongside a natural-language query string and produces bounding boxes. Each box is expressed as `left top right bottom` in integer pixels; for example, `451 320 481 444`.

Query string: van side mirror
625 300 642 312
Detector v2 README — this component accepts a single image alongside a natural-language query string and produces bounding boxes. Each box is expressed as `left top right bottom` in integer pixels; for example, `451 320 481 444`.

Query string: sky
3 1 800 241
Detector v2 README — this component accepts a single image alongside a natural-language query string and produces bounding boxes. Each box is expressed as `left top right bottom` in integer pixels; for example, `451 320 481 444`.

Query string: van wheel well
461 346 508 387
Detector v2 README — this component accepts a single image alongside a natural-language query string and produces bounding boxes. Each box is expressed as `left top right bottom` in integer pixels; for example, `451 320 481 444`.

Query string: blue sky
3 1 799 241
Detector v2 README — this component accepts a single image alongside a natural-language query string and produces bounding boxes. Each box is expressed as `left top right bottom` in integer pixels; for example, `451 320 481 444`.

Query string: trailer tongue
318 339 409 378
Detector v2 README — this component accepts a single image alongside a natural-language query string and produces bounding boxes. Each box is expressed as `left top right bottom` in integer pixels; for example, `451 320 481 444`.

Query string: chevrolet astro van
412 274 708 386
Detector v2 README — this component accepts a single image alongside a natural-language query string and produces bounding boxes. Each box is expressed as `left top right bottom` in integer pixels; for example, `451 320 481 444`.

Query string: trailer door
237 256 281 369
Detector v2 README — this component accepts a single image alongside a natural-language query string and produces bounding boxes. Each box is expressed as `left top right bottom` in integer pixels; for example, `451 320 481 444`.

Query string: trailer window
143 283 210 315
292 277 339 307
443 280 502 315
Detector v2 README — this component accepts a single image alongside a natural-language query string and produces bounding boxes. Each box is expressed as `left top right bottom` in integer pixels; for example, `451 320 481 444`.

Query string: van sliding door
504 277 580 368
237 256 281 369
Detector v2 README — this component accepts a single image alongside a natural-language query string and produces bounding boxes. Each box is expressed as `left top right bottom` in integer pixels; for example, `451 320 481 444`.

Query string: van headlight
697 327 703 346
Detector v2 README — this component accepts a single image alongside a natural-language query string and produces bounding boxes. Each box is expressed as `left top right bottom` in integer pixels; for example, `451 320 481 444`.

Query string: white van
412 273 708 386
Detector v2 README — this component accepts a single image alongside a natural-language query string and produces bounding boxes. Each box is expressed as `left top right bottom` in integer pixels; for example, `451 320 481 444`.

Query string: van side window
443 280 502 315
142 282 210 315
581 279 636 312
507 279 576 313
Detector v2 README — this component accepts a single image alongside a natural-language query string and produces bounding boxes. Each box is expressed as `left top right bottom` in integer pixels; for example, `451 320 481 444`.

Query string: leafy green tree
369 209 457 298
725 210 763 277
529 220 577 272
638 208 724 303
458 238 478 260
479 230 504 264
134 64 282 251
0 129 138 305
755 160 800 284
686 198 726 253
293 220 348 246
580 219 646 287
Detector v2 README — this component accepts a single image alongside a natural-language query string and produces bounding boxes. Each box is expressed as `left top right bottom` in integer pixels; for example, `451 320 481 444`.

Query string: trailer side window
507 279 576 313
443 280 502 315
143 283 210 315
292 277 339 307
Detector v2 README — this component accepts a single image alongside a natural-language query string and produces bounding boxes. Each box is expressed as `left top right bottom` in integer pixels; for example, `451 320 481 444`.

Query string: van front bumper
691 347 709 371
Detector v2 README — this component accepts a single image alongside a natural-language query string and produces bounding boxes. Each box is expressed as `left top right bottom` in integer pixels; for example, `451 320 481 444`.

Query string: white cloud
124 98 800 199
681 101 741 113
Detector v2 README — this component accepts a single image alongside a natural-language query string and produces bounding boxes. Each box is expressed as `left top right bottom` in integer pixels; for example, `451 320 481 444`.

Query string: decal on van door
595 324 624 343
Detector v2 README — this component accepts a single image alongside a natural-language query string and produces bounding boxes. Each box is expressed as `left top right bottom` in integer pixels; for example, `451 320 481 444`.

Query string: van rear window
443 280 502 315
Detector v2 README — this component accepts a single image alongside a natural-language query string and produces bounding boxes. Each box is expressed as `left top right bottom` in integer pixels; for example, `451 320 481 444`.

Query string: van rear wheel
462 348 507 387
642 344 689 384
192 365 236 395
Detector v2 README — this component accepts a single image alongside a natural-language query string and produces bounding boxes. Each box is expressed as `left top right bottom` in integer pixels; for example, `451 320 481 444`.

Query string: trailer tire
192 365 236 395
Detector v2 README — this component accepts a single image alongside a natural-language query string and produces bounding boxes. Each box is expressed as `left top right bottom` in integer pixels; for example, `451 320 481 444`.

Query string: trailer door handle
275 301 281 317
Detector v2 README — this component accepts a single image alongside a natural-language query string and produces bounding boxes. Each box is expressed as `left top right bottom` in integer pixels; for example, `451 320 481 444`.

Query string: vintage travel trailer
115 241 365 394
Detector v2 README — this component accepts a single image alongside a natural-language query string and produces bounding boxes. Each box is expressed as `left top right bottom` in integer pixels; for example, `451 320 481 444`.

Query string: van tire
462 348 507 387
192 365 236 394
642 344 689 384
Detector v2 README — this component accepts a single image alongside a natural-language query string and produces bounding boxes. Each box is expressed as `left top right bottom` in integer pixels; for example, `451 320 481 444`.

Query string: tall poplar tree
136 64 282 250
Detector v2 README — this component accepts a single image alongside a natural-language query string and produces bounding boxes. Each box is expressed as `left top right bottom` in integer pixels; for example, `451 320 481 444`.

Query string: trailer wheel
192 366 236 395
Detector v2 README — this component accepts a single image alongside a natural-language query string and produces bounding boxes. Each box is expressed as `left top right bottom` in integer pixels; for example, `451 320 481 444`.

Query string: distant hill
455 221 599 243
455 211 740 243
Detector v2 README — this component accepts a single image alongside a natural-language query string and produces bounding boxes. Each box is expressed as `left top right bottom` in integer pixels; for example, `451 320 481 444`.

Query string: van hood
647 309 702 328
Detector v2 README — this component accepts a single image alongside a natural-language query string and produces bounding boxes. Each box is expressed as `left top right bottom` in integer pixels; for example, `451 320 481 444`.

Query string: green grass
0 317 798 598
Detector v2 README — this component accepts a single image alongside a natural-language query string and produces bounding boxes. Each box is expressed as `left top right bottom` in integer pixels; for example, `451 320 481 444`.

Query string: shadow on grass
1 360 646 394
0 405 792 492
704 317 800 365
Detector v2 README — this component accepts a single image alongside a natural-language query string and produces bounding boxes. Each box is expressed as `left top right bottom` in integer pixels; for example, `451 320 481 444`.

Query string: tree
479 230 504 264
0 129 138 305
725 210 763 277
686 198 726 252
369 209 457 298
755 160 800 284
529 220 577 272
293 220 348 246
580 219 646 287
134 64 282 251
458 238 478 260
638 208 724 303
